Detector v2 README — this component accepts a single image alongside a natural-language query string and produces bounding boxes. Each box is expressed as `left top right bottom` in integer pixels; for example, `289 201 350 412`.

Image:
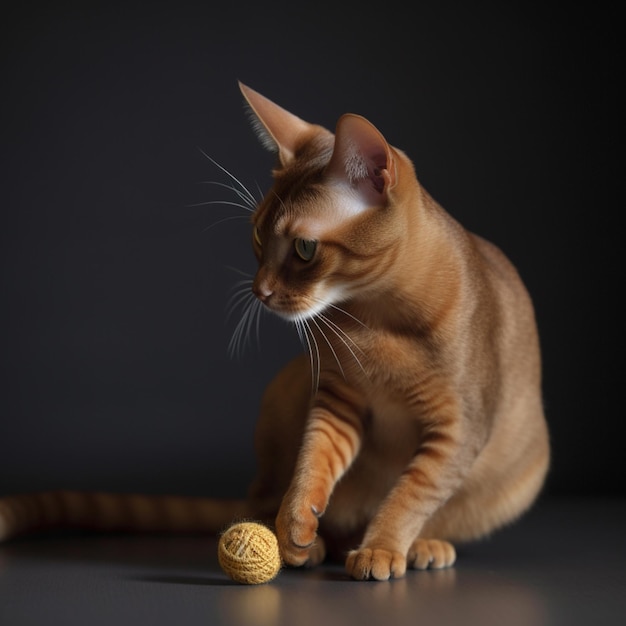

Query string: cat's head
240 82 414 322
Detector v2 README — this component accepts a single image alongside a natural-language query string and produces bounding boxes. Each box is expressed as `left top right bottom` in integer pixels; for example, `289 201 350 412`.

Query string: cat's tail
0 491 252 542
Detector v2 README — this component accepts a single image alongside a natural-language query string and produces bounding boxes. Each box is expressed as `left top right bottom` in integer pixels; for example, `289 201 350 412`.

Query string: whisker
228 314 245 358
242 298 260 353
225 266 253 278
298 316 319 394
301 294 367 355
327 304 369 330
253 298 263 349
228 292 256 358
311 316 346 380
294 318 305 347
230 277 254 290
317 312 366 356
310 297 370 330
226 290 251 321
317 313 368 377
226 285 254 321
294 319 312 392
201 214 249 233
197 148 257 206
188 200 253 212
271 189 288 211
198 181 256 210
228 298 249 348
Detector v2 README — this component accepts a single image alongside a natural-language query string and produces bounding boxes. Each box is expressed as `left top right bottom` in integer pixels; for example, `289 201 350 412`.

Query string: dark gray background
1 2 621 500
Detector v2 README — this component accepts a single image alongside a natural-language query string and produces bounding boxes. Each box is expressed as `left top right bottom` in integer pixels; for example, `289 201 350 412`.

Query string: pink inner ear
327 114 395 206
371 164 387 193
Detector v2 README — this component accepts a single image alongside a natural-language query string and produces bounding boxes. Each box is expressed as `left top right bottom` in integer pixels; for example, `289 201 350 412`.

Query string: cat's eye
253 226 262 247
294 238 317 261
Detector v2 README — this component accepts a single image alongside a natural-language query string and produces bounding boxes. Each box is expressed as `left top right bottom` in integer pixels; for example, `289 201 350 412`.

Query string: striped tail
0 491 252 541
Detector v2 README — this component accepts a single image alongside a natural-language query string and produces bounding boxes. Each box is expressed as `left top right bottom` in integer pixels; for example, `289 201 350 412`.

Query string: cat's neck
344 184 471 336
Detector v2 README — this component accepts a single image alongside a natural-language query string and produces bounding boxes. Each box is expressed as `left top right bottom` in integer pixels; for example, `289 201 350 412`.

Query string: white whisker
188 200 253 212
197 148 257 206
254 299 263 348
226 292 251 322
228 295 249 355
298 316 319 394
309 296 370 330
294 318 304 346
311 316 346 380
201 215 249 233
198 181 256 210
295 319 312 392
228 292 258 358
317 312 366 356
226 284 254 320
225 274 265 359
225 266 253 279
231 277 255 289
317 313 368 377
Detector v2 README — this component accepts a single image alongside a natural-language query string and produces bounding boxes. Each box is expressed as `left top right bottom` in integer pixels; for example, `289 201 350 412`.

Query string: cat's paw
304 535 326 567
275 499 322 567
407 539 456 570
345 548 407 581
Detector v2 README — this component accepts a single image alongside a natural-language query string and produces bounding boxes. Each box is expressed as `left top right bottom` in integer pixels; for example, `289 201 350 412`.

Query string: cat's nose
252 282 273 302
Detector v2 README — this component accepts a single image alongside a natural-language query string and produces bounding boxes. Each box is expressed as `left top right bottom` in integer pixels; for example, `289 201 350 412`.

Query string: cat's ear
326 114 396 207
239 82 311 167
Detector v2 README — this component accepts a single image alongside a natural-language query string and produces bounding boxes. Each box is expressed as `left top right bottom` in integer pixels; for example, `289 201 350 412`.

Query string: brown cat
0 83 549 581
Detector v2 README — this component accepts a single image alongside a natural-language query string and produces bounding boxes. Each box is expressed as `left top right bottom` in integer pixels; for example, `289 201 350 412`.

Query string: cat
0 82 550 581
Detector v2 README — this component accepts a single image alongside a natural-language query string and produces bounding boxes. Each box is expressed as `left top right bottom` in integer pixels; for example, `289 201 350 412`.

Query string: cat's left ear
325 114 397 207
239 82 312 167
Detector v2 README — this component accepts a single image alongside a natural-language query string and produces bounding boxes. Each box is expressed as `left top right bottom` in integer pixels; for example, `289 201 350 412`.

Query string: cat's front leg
275 384 364 567
274 480 327 567
346 406 477 581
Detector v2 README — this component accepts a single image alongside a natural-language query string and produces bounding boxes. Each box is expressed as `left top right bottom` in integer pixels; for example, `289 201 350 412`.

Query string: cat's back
470 232 541 363
467 229 547 470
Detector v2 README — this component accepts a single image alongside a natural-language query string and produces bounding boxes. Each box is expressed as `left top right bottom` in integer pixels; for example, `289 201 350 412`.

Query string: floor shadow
132 573 236 586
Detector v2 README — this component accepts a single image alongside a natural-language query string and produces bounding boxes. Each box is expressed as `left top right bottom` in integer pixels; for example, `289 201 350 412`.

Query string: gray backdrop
1 2 621 500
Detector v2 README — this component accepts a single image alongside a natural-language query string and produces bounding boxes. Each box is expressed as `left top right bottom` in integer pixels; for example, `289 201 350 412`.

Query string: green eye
294 238 317 261
253 226 262 246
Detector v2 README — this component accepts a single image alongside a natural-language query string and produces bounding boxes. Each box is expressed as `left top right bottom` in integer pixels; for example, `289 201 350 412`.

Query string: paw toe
346 548 406 581
408 539 456 570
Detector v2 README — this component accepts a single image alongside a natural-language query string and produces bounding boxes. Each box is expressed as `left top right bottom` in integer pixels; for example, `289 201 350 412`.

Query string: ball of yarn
218 522 282 584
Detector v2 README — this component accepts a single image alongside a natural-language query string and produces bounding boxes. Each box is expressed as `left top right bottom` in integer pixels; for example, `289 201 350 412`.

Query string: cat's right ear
239 82 311 167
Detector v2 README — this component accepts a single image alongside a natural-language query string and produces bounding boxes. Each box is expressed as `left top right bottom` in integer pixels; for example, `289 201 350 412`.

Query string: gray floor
1 496 624 626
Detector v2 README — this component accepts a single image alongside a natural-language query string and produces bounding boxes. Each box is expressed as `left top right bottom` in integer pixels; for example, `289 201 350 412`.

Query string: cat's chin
270 307 323 323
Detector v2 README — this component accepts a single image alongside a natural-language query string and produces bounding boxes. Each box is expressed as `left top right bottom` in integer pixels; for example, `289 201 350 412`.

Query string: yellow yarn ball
218 522 282 585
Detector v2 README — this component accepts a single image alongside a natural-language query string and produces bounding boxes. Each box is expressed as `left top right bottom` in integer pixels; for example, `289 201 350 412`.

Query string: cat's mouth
253 281 346 322
260 297 327 322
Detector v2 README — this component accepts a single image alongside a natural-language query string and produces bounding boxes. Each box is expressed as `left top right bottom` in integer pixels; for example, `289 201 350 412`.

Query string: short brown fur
0 83 549 581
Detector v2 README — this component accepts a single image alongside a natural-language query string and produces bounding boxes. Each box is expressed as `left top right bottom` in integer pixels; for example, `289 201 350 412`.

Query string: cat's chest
366 393 423 449
316 317 447 420
349 326 435 391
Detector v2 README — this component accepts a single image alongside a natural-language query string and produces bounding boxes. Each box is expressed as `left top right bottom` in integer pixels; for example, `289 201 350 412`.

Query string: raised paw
407 539 456 570
275 499 322 567
346 548 407 581
304 535 327 568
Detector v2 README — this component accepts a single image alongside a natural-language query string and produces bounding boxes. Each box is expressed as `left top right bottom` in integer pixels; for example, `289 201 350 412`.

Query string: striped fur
0 492 250 539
